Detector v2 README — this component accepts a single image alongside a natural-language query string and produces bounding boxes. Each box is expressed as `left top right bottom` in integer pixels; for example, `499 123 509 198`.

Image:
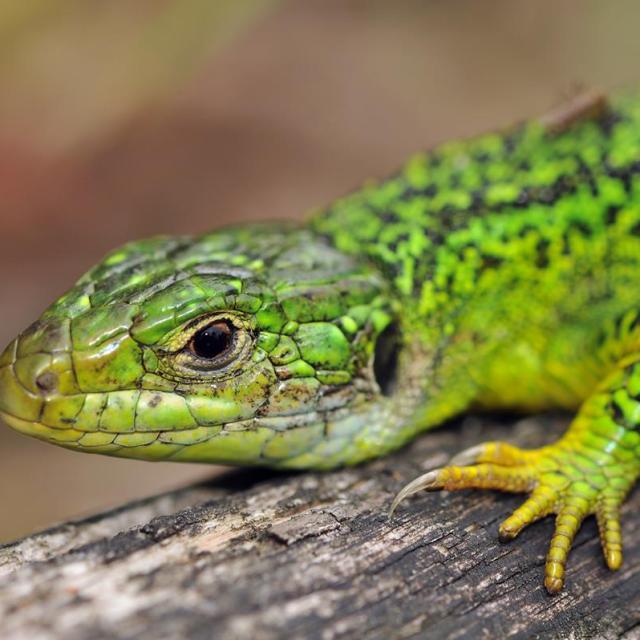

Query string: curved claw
389 470 439 517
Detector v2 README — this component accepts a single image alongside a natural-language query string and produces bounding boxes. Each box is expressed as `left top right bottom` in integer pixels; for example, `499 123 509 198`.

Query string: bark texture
0 415 638 640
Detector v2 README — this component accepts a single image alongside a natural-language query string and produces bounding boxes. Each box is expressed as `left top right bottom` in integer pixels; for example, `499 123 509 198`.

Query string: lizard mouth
0 368 370 467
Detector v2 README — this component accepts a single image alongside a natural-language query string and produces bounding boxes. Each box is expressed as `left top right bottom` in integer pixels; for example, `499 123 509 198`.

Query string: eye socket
188 320 235 361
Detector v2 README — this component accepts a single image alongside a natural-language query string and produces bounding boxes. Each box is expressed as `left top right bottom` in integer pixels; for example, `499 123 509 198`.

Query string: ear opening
373 322 400 396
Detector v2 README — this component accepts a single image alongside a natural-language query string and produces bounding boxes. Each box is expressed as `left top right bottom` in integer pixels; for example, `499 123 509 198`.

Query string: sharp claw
388 469 441 518
449 444 485 466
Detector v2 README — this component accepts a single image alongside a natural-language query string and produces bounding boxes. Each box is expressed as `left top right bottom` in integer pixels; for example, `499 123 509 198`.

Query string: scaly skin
2 90 640 593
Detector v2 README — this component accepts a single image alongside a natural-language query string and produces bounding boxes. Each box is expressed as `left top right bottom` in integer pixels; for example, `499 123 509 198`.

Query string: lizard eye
165 314 253 379
189 320 235 361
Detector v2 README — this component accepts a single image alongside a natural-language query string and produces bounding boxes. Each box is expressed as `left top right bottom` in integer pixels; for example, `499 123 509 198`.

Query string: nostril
36 371 58 394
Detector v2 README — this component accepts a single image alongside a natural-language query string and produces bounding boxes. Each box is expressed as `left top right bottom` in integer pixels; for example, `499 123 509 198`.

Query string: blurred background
1 0 640 542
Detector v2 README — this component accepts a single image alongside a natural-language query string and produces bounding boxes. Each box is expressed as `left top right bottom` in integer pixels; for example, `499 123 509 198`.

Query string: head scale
0 224 412 469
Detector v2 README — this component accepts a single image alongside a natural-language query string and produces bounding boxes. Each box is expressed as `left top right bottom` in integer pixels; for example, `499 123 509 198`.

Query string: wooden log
0 414 638 639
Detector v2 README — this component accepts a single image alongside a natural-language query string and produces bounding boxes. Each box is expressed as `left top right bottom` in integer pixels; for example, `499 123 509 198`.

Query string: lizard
1 89 639 594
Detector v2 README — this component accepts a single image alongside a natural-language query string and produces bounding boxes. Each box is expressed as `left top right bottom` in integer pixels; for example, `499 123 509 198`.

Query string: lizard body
2 90 640 593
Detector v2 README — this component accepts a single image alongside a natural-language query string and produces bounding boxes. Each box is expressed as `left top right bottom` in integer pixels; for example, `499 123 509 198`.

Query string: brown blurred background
1 0 640 542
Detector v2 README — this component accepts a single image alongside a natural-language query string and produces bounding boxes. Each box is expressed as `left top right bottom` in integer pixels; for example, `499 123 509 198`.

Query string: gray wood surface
0 414 638 640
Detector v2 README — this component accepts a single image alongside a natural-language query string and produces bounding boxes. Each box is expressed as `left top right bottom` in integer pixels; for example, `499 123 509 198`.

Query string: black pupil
191 323 233 359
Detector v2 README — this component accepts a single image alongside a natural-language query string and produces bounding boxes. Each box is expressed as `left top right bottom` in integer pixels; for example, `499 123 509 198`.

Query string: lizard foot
390 440 635 593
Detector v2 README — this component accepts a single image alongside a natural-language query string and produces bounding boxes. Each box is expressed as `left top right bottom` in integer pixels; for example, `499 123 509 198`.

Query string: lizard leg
391 359 640 594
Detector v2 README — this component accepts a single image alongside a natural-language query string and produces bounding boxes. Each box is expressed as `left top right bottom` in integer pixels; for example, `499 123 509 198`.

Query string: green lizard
2 90 640 594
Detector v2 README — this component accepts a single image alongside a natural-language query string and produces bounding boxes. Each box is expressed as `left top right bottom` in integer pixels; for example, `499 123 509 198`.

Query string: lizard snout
0 319 81 438
0 337 45 430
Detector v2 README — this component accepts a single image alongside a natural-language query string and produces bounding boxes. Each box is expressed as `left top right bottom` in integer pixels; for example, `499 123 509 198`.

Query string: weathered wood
0 415 638 640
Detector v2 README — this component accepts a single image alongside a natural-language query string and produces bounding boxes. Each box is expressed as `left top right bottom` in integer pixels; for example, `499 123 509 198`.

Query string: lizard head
0 224 413 468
